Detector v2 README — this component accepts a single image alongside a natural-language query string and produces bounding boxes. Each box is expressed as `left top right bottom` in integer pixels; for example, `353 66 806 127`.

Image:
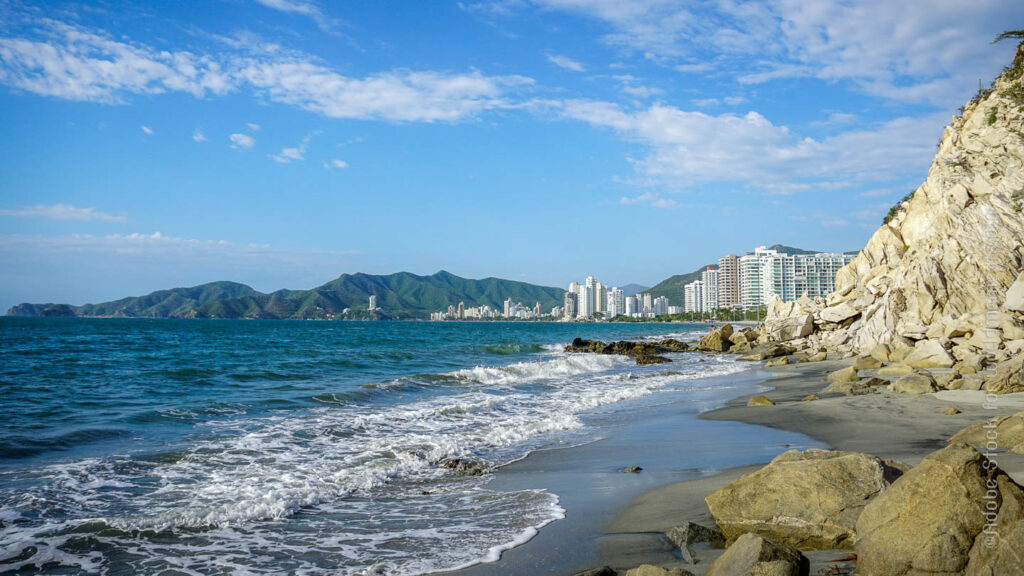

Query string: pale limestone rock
1007 271 1024 313
705 449 906 550
826 366 859 384
983 355 1024 394
903 339 955 368
760 46 1024 353
878 364 915 377
890 373 939 395
949 412 1024 454
856 445 1024 576
852 355 883 370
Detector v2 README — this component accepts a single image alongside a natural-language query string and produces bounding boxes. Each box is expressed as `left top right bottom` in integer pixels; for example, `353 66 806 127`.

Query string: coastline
448 356 1024 576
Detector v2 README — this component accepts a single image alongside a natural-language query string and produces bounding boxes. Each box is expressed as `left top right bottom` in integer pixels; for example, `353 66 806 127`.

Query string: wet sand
448 357 1024 576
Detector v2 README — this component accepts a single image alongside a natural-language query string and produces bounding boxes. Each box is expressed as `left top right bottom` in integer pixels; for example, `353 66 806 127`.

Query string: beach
450 356 1024 576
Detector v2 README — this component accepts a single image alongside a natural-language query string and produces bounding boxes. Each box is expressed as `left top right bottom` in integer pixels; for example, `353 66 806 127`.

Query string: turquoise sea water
0 318 751 575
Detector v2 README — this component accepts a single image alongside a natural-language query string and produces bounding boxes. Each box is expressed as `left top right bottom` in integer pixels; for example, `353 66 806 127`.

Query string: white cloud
619 192 678 209
0 19 233 103
0 19 532 123
691 98 719 107
230 133 256 149
247 123 261 131
0 203 127 222
192 128 206 142
470 0 1018 106
546 53 585 72
141 125 153 135
325 159 348 169
271 133 316 163
558 99 942 191
252 0 336 31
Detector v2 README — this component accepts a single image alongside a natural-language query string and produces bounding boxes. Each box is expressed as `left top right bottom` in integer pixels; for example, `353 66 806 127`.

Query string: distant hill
618 283 650 297
6 271 565 320
648 267 708 306
764 244 820 255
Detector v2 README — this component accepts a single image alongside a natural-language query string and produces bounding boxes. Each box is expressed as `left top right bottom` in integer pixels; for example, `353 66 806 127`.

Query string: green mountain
648 267 708 306
6 271 565 320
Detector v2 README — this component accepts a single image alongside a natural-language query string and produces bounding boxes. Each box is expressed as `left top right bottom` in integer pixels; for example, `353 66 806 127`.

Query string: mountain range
7 245 844 318
6 271 566 320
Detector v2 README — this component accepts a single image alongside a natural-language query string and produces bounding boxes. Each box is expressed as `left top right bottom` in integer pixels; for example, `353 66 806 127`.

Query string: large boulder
667 522 725 564
704 533 809 576
855 444 1024 575
825 366 860 384
822 377 886 396
764 312 814 343
890 373 939 395
902 339 955 368
624 566 693 576
852 355 883 370
705 449 906 549
737 343 796 361
698 324 734 352
983 355 1024 394
949 412 1024 454
1006 271 1024 313
964 474 1024 574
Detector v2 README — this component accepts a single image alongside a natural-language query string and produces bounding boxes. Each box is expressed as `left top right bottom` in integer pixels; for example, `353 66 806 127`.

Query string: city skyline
1 1 1020 311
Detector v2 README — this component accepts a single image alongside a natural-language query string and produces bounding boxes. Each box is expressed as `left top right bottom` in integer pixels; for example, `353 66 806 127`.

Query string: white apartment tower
653 296 669 316
684 280 704 313
625 295 638 316
368 295 378 310
701 267 719 312
607 288 625 318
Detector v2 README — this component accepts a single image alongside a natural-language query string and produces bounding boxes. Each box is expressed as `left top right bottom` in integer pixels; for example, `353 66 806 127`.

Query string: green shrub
883 191 917 225
988 109 998 125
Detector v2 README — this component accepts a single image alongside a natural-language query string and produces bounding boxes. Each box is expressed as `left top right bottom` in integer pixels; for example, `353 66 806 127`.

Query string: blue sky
0 0 1020 309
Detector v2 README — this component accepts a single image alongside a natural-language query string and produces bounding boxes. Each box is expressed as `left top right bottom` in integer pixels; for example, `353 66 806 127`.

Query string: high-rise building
503 298 513 317
578 276 597 318
718 254 741 309
534 302 542 316
625 295 638 316
684 280 704 313
738 246 854 309
607 288 625 318
595 281 606 314
642 293 653 314
563 291 578 319
653 296 669 316
701 267 719 312
458 301 465 319
368 295 377 310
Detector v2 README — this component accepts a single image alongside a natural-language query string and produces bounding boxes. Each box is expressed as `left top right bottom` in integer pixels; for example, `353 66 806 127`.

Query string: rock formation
705 449 907 549
761 43 1024 391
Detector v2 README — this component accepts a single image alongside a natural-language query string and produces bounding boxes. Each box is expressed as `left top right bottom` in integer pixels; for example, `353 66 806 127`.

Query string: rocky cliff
763 42 1024 388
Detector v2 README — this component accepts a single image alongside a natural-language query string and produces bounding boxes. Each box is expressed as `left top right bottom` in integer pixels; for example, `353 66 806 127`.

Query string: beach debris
766 356 789 367
856 444 1024 575
439 457 488 476
624 466 643 473
747 395 775 407
624 565 694 576
703 533 809 576
801 394 819 402
825 366 860 384
939 407 962 415
888 373 938 395
948 411 1024 453
705 449 908 550
666 521 725 564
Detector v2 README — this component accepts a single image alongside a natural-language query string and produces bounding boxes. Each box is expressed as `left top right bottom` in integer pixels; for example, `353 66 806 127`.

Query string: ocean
0 318 756 575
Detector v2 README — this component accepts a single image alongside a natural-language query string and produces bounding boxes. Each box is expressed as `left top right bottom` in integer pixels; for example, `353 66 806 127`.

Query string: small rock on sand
747 395 775 406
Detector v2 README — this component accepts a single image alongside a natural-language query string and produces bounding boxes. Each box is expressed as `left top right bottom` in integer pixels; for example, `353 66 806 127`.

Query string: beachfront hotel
686 246 855 312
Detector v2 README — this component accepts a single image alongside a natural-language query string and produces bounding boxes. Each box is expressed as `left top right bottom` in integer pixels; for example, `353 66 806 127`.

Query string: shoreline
449 356 1024 576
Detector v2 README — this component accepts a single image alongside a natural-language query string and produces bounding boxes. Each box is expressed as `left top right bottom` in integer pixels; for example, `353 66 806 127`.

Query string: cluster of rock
581 420 1024 575
760 43 1024 395
564 337 694 364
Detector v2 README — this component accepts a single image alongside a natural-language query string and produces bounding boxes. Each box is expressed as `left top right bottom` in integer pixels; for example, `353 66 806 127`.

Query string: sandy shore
600 359 1024 574
448 357 1024 576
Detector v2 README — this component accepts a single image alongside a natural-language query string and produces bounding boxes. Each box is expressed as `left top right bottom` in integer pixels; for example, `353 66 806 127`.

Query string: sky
0 0 1021 309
